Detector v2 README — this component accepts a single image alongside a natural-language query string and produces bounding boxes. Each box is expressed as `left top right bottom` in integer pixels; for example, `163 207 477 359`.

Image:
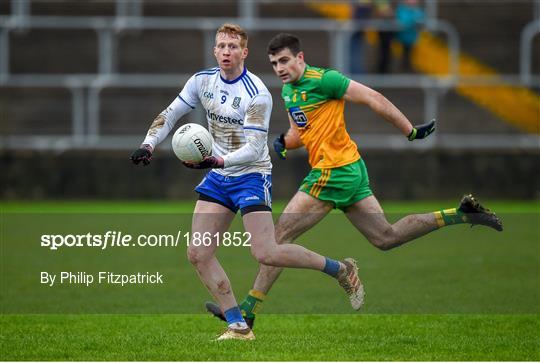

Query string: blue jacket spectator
395 0 425 72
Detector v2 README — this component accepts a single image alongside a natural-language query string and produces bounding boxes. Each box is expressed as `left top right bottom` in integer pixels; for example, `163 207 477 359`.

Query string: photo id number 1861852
186 232 252 247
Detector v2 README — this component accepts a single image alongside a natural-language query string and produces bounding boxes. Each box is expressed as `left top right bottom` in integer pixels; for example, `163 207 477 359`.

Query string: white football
172 123 213 163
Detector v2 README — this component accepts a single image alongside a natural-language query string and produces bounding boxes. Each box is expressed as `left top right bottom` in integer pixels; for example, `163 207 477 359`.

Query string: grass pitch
2 314 538 361
1 200 539 360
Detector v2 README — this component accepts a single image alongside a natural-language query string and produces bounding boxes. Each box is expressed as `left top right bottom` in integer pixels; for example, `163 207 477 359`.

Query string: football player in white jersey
131 24 363 341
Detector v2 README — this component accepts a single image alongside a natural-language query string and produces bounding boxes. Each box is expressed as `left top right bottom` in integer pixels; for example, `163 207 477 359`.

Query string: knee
373 241 393 251
370 227 398 251
251 247 278 266
186 246 211 266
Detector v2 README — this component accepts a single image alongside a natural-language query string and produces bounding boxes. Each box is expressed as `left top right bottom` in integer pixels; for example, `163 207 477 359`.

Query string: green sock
239 289 266 318
433 208 467 227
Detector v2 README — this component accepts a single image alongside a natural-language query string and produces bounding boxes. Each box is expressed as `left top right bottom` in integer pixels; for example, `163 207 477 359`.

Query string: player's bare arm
272 115 303 160
284 115 303 149
343 80 436 141
343 81 413 135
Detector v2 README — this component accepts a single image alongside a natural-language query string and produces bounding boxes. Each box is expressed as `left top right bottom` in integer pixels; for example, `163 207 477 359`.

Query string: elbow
242 146 264 166
247 136 266 158
367 91 388 112
369 90 386 106
250 142 266 161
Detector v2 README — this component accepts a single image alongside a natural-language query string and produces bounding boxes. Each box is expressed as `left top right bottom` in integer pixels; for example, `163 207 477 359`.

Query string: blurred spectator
349 0 373 74
373 0 394 74
395 0 425 72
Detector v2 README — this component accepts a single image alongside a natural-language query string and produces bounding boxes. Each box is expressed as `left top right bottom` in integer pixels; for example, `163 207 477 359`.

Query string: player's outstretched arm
131 110 185 166
130 114 166 166
343 80 435 141
131 76 199 166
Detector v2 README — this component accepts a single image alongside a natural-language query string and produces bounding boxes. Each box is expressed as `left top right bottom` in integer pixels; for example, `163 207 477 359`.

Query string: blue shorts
195 171 272 215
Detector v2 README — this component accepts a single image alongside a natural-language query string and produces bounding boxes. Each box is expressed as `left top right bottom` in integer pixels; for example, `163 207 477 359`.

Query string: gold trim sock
239 289 266 319
433 208 467 227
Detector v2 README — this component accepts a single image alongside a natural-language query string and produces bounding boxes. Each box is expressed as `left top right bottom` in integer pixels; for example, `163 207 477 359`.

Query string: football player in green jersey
207 33 502 328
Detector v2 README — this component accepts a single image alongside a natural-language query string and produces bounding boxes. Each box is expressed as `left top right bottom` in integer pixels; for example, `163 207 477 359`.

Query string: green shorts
299 159 373 210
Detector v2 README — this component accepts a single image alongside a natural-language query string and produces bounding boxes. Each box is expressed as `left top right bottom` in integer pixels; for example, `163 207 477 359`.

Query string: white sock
228 321 249 330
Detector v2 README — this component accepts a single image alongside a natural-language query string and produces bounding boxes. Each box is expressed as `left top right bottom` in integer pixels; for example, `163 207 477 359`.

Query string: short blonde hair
216 23 248 48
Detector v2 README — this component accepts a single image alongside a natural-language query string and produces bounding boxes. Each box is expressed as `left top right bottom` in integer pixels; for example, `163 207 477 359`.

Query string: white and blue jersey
141 66 273 211
143 66 272 177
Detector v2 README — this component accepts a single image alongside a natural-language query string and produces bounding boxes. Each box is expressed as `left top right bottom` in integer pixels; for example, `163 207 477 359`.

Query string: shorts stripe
262 174 271 207
317 169 332 197
309 170 325 196
266 176 270 206
310 169 331 198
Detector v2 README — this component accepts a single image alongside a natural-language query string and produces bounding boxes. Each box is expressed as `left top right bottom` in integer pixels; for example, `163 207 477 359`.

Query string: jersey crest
232 96 241 109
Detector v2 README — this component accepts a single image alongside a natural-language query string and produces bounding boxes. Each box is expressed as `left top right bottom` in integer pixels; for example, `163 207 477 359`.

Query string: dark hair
266 33 302 56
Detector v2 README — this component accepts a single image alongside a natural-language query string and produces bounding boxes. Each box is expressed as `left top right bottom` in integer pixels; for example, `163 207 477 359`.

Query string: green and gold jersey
282 65 360 169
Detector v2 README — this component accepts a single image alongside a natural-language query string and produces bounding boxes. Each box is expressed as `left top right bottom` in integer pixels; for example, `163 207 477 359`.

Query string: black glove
408 119 436 141
130 144 153 166
182 156 224 169
273 133 287 160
